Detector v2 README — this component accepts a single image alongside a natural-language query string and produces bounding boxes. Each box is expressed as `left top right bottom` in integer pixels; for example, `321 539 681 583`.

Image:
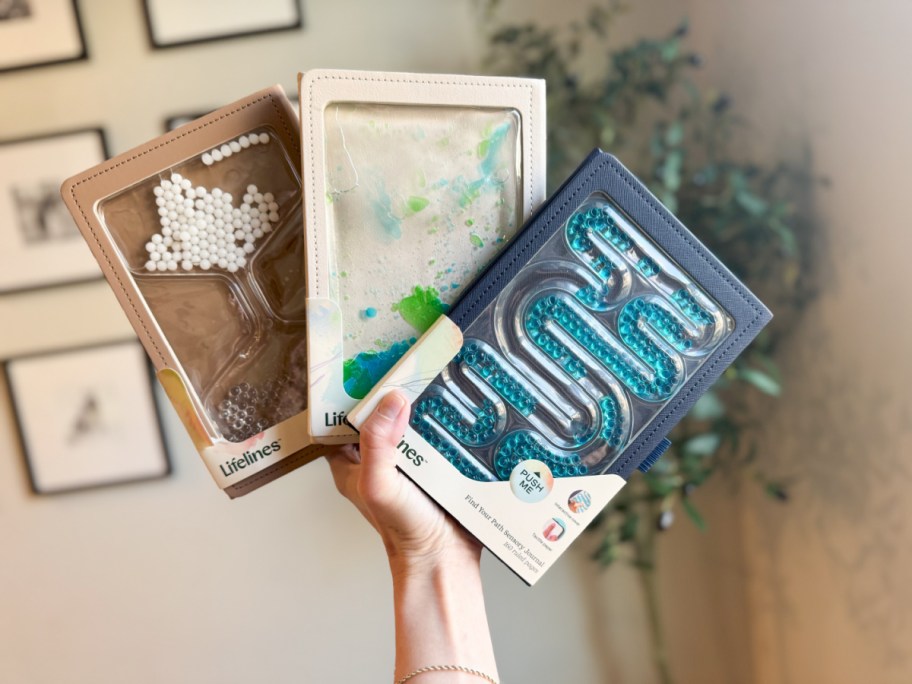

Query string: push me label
509 459 553 503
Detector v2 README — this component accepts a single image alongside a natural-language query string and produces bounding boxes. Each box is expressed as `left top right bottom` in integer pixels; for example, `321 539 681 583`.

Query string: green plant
477 3 818 682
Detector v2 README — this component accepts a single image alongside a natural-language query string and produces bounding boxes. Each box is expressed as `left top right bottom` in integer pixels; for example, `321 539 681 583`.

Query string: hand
326 391 481 575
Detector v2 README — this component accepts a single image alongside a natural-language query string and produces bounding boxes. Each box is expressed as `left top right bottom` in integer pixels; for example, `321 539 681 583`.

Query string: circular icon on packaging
568 489 592 514
509 459 554 503
543 518 566 542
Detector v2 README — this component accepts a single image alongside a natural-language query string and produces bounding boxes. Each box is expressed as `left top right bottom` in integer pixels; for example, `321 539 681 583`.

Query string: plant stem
636 499 673 684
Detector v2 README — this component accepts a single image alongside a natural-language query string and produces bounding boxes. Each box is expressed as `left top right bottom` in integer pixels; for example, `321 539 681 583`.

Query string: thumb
359 391 409 459
358 392 410 499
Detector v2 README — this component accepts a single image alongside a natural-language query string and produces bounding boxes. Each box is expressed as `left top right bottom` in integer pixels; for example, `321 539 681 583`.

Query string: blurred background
0 0 909 682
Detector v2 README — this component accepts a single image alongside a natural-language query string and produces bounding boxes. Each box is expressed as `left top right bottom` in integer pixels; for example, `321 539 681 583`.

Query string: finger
324 455 381 531
325 450 359 499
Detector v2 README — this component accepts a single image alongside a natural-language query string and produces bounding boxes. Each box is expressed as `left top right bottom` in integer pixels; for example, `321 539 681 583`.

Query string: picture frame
142 0 303 49
0 128 107 294
0 0 87 74
4 340 171 495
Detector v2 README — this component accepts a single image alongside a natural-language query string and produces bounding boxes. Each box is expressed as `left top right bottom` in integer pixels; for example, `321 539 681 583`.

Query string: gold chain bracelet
395 664 498 684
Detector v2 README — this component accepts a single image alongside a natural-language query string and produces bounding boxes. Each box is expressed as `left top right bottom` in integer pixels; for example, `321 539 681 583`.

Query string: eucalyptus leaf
683 433 721 456
689 392 725 420
681 499 707 531
740 368 782 396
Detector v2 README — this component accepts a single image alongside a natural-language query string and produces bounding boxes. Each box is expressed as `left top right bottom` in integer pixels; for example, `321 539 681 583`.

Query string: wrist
388 541 482 583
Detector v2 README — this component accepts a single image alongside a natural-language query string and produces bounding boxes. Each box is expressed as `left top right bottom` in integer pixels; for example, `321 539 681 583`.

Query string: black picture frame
0 127 108 294
142 0 303 50
0 0 88 75
3 339 172 495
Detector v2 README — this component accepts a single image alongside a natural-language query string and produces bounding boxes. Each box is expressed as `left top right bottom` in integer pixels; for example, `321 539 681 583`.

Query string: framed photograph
143 0 302 49
0 0 87 74
4 340 171 495
0 128 107 294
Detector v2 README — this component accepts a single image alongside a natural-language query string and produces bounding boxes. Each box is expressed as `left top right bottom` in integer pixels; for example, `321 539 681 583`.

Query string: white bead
156 243 166 253
161 180 173 190
252 193 263 204
157 207 168 217
167 261 177 271
246 184 257 195
184 207 194 218
263 224 273 233
263 192 274 203
247 134 259 146
203 194 213 205
202 153 214 166
168 211 178 220
258 133 269 144
182 250 192 261
200 259 211 270
250 218 260 229
243 194 253 204
234 230 244 240
217 248 227 258
170 173 182 184
145 242 155 253
155 197 166 207
191 254 200 264
145 260 156 271
240 205 251 215
153 186 164 197
218 258 228 269
156 261 168 272
165 200 175 210
239 136 250 149
230 219 241 229
220 144 232 158
162 227 172 237
215 229 226 239
269 211 279 222
243 242 255 254
212 188 222 198
180 179 191 190
268 201 279 212
151 234 162 244
229 141 241 153
222 193 232 204
227 252 237 262
253 228 263 239
244 233 255 243
211 149 223 162
181 260 192 271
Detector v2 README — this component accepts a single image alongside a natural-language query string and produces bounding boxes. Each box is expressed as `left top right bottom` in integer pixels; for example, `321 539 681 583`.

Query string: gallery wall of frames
0 0 306 493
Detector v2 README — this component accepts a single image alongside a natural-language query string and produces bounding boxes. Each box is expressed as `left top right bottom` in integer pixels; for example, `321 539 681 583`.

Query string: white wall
0 1 609 682
682 1 912 682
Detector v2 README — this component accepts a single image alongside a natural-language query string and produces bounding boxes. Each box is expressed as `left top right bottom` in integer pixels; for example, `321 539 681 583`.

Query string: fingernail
377 392 407 420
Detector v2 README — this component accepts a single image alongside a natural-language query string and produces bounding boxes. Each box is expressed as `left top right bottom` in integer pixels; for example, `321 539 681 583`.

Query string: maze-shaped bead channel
410 200 728 481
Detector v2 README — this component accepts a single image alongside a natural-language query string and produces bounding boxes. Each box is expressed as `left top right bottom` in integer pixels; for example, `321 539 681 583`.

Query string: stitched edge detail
68 92 296 367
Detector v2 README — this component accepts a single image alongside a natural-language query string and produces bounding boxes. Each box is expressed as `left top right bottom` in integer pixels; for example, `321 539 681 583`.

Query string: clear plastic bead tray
300 69 546 442
61 86 323 497
412 151 771 481
97 128 305 443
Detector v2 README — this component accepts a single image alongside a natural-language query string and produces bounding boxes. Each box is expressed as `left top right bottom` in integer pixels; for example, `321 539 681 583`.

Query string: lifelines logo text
219 440 281 477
